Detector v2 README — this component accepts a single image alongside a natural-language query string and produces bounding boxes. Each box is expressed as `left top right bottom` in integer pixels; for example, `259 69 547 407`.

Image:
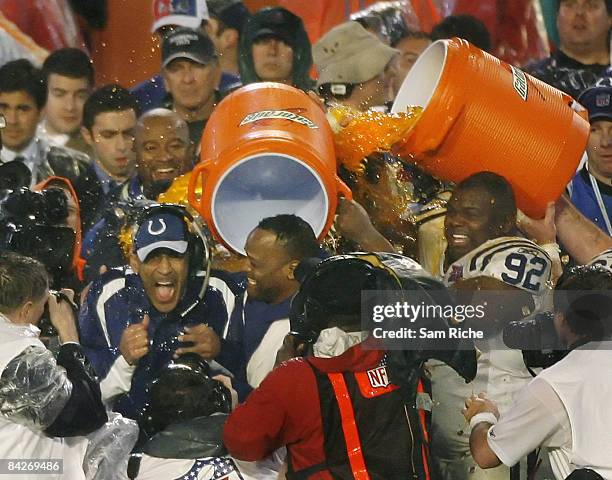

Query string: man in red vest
224 253 476 479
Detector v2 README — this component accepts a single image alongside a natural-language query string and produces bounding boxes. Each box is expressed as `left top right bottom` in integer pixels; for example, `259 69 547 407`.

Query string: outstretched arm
554 196 612 264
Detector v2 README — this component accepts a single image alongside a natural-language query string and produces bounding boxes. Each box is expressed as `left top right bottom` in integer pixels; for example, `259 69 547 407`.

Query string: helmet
289 252 441 344
139 353 232 438
290 252 477 385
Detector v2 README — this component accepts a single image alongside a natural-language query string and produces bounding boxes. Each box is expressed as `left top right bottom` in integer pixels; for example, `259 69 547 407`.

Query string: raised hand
175 324 221 360
119 314 150 365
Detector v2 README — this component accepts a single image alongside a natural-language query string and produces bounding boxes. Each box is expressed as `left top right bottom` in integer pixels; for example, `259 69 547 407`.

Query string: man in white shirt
0 251 107 479
465 266 612 480
0 59 89 187
430 172 555 480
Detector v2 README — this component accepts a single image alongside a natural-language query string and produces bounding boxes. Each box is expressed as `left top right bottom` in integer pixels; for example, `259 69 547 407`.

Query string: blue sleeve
81 218 106 260
130 74 166 113
78 271 131 378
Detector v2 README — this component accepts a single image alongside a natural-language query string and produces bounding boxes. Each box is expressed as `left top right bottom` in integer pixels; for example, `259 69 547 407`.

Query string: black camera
503 312 568 369
0 187 75 282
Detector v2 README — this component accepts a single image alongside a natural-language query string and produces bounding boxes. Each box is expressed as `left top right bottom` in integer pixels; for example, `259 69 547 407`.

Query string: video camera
0 187 75 285
503 312 567 370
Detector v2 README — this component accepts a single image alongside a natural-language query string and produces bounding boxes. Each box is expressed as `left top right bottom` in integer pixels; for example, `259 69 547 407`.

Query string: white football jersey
588 248 612 273
430 237 554 480
444 236 552 296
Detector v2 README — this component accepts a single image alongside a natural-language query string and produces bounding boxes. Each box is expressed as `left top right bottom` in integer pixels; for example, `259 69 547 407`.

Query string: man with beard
119 108 194 201
81 109 194 279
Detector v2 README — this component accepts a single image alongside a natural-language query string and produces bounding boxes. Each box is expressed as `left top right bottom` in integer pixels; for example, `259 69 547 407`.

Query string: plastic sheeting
0 345 72 429
83 412 139 480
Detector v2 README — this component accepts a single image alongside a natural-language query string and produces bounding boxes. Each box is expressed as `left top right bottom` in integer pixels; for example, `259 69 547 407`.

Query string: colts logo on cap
148 218 167 236
596 93 611 107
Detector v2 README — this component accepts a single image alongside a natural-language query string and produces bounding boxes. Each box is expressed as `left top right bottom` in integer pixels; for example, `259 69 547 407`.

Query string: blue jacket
130 72 241 113
224 288 292 400
79 267 230 419
569 167 612 234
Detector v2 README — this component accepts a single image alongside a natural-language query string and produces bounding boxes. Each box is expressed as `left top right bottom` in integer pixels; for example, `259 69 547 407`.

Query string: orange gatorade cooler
188 82 350 255
392 38 590 218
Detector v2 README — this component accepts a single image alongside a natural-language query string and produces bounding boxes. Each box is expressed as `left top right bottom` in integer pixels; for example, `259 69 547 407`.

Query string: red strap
417 379 431 480
328 373 371 480
416 380 430 443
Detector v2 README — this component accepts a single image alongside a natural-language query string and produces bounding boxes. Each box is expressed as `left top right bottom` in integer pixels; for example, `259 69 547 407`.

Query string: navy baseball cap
208 0 251 34
251 8 299 47
135 212 188 262
578 84 612 123
161 28 217 68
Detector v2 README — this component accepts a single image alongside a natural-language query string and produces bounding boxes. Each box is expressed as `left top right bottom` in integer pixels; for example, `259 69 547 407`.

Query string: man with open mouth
430 172 557 480
78 206 232 420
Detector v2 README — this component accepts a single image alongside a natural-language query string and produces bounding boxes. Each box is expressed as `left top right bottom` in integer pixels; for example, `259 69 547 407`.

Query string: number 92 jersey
444 236 552 295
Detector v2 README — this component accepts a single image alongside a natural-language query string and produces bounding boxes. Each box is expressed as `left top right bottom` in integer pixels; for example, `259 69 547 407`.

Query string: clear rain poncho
0 319 72 429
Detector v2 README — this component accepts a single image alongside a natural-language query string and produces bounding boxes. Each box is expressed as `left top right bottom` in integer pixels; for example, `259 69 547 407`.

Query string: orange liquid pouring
330 104 423 172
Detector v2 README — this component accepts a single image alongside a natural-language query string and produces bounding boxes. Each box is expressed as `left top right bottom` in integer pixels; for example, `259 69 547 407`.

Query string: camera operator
0 186 78 289
131 354 251 480
464 266 612 480
34 176 86 291
0 184 85 340
0 251 107 479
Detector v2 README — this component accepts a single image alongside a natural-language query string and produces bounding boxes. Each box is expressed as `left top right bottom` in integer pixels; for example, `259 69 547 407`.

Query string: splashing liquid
329 104 423 172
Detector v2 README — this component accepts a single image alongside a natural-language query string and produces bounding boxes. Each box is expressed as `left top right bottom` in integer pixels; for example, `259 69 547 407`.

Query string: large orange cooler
392 38 590 218
188 82 350 254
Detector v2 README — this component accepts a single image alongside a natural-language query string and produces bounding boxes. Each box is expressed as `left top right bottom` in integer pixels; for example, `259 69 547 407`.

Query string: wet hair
257 214 320 259
555 265 612 341
391 29 430 48
430 14 491 52
0 59 46 109
454 171 517 227
42 48 94 86
0 251 49 313
82 84 138 131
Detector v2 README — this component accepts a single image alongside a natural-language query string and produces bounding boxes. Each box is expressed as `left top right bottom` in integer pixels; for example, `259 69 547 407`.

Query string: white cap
151 0 210 34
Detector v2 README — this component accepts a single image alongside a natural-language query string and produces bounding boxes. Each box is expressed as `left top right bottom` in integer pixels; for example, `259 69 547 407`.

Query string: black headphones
289 253 404 346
